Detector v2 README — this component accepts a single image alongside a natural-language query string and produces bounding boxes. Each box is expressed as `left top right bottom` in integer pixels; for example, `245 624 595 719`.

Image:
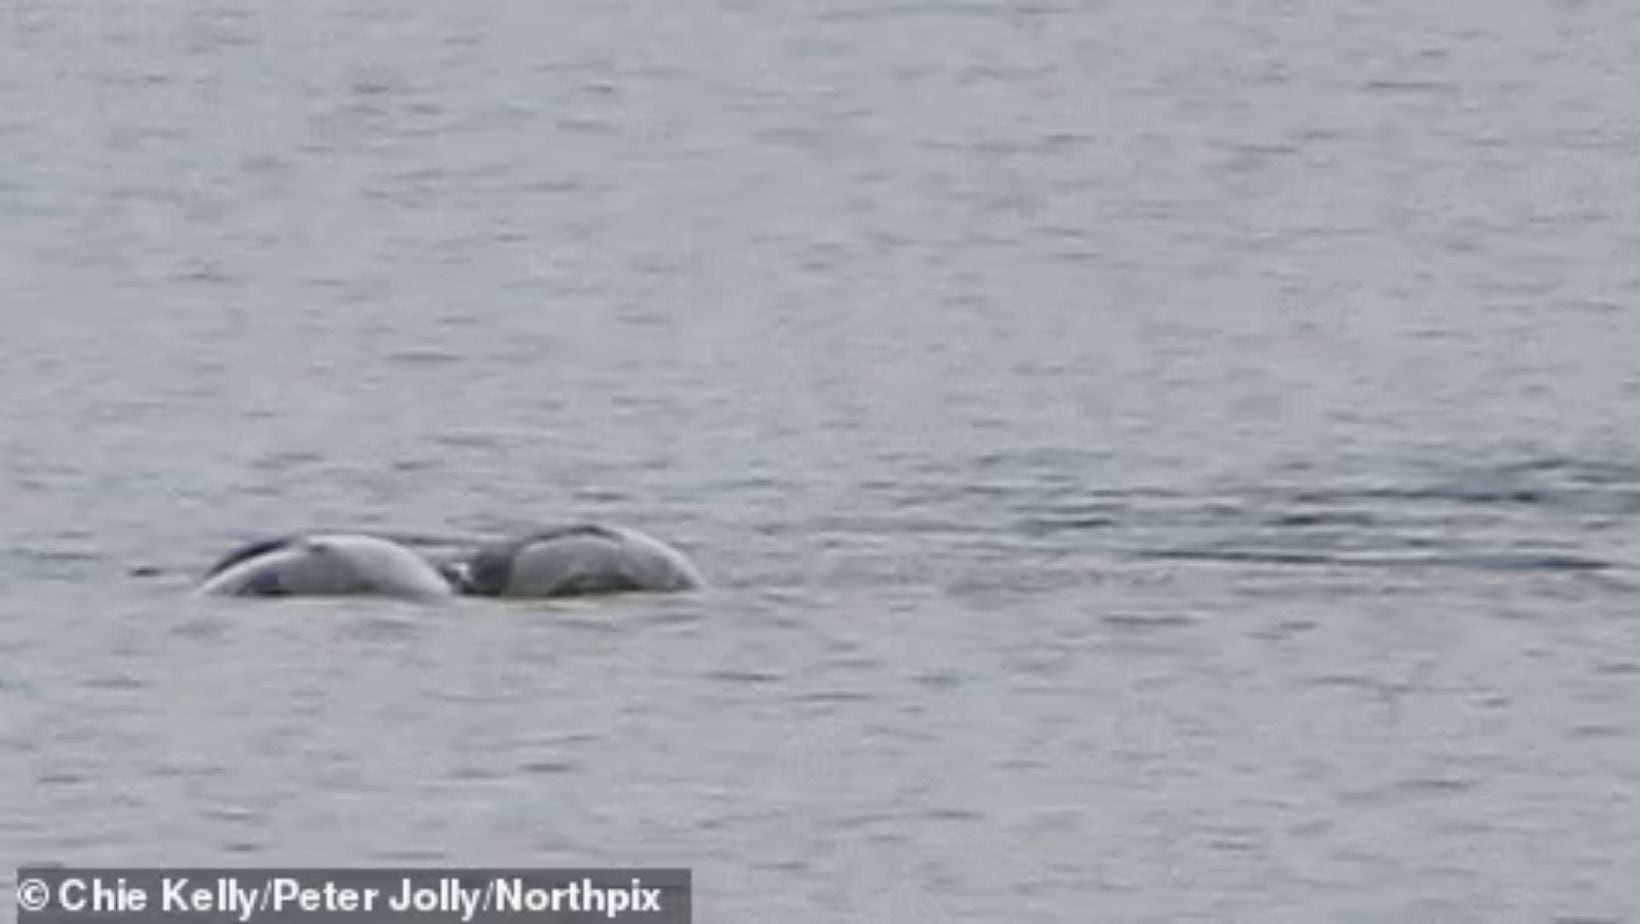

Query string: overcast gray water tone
6 2 1640 921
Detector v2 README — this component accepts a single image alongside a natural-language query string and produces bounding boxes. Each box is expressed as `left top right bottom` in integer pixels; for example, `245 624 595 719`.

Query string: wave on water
1015 454 1640 576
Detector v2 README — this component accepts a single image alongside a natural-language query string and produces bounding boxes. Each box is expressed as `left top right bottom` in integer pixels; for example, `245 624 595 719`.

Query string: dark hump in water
204 535 300 579
459 524 622 596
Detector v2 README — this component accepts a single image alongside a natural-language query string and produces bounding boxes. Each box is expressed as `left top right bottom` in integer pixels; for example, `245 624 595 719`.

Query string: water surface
5 1 1640 920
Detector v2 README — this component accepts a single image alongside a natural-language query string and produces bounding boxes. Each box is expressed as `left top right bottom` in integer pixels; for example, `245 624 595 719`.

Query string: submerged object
196 533 455 600
449 524 704 598
196 525 702 601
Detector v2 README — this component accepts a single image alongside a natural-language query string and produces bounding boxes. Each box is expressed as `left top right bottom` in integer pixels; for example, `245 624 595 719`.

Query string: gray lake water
5 1 1640 920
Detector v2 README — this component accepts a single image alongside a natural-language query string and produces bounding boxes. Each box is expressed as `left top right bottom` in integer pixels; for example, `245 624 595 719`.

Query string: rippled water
6 1 1640 920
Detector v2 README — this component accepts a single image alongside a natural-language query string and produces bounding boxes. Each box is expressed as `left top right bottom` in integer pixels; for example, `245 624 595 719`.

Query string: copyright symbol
17 879 51 913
